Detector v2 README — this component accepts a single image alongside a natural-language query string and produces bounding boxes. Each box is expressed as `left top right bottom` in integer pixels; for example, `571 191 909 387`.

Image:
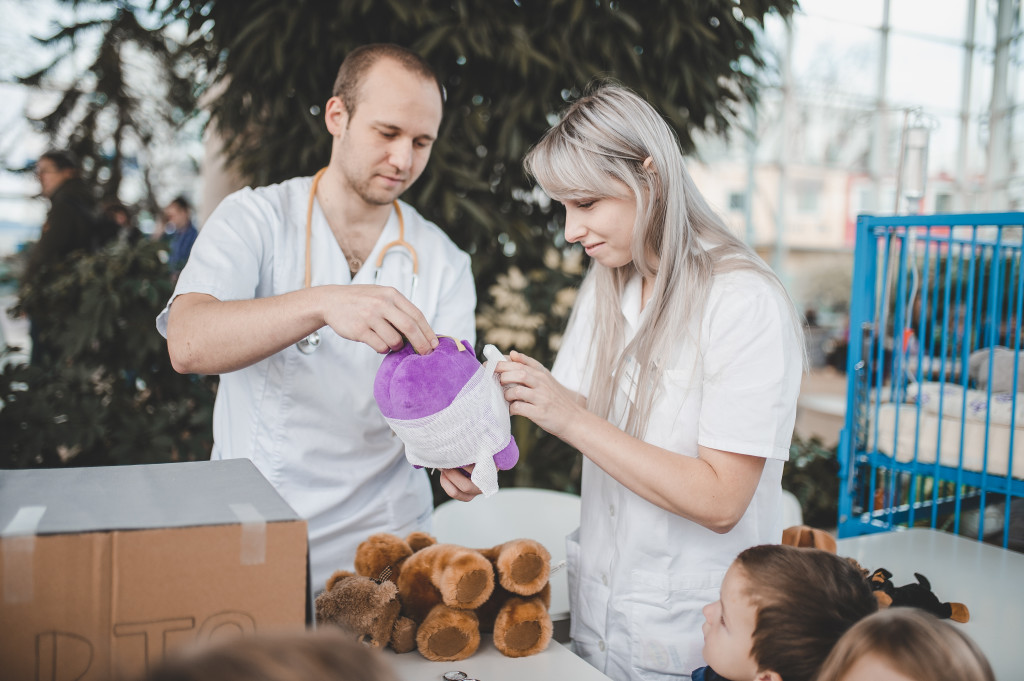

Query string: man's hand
321 284 437 355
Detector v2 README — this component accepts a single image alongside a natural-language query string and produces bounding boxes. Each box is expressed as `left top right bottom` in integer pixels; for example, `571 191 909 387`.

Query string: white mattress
870 402 1024 480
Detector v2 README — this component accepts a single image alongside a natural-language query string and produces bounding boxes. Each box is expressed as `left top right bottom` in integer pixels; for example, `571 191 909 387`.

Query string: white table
836 528 1024 681
385 637 612 681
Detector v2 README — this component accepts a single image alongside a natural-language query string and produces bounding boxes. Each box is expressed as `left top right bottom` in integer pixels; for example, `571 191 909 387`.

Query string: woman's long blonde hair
525 82 802 438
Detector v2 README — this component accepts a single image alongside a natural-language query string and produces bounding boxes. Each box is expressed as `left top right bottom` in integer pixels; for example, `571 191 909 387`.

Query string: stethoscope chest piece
296 330 321 354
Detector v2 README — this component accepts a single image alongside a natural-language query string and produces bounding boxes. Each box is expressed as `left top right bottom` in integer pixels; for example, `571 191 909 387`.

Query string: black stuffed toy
868 568 970 623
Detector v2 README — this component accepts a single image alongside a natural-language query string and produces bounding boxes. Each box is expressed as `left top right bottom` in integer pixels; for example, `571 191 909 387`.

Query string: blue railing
838 213 1024 549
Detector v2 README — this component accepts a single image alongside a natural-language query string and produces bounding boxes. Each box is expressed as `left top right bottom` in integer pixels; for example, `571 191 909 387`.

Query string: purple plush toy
373 337 519 496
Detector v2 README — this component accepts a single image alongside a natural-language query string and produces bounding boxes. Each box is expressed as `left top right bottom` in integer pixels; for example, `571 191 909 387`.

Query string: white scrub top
156 176 476 592
552 270 802 681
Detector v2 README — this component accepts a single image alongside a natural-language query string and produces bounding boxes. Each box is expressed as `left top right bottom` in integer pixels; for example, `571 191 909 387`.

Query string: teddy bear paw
416 605 481 661
492 597 553 658
494 540 551 595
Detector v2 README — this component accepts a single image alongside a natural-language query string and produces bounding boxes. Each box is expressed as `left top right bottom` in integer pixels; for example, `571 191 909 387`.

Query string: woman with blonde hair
816 608 994 681
492 82 804 680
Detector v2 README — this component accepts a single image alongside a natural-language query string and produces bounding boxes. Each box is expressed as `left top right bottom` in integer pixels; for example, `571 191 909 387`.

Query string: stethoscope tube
296 168 419 355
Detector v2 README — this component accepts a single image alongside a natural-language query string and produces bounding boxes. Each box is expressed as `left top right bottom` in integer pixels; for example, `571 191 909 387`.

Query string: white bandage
385 345 511 497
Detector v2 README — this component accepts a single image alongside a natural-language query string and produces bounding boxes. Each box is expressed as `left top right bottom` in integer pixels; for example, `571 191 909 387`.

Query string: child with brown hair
137 629 400 681
694 544 878 681
815 607 994 681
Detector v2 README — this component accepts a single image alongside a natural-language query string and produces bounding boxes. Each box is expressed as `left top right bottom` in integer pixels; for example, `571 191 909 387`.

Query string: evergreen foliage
173 0 796 286
1 241 216 468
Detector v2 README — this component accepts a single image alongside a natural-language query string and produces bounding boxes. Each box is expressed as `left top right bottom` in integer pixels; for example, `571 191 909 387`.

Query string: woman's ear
753 671 782 681
642 156 655 172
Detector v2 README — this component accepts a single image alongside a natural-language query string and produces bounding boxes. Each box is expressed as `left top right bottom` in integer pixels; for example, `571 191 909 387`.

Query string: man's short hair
39 149 79 172
332 43 443 117
169 195 191 212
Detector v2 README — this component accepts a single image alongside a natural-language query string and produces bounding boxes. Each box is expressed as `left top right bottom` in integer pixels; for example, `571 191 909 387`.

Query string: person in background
137 629 400 681
21 149 109 365
492 83 805 679
695 544 877 681
163 195 198 280
815 607 994 681
158 43 477 596
102 200 143 245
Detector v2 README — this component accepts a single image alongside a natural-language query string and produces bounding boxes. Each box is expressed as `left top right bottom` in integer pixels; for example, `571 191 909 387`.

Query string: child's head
701 544 877 681
815 608 994 681
138 628 400 681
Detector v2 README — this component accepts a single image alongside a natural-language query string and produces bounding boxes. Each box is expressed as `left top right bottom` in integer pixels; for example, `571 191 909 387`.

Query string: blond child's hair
815 607 994 681
138 629 400 681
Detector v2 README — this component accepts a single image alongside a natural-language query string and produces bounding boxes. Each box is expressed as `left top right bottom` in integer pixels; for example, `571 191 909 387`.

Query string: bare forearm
166 290 326 374
560 412 763 532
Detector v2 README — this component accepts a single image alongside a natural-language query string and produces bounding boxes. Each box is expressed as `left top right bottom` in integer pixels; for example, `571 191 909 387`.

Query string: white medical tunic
552 270 802 681
156 177 476 593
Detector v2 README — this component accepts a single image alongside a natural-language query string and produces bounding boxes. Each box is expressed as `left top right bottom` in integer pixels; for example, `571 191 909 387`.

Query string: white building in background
688 0 1024 318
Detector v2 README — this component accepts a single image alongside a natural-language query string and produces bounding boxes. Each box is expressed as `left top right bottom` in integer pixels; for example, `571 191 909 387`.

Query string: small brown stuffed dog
781 524 838 553
352 532 553 661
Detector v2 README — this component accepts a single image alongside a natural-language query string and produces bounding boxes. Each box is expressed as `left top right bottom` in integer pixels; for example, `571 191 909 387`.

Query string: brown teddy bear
314 568 418 653
352 532 553 661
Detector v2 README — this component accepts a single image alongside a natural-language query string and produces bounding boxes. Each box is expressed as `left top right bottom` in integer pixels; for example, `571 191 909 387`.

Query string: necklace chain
306 169 408 282
336 232 364 274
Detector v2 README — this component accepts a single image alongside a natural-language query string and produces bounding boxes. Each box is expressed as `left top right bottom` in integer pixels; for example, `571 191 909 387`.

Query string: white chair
431 487 581 623
781 489 804 528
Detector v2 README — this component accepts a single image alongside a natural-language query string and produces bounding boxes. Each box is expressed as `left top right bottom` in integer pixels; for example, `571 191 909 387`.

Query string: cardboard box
0 459 308 680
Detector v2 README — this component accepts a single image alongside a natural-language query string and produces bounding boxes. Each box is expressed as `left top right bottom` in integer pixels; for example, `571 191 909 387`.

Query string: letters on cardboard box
0 460 309 680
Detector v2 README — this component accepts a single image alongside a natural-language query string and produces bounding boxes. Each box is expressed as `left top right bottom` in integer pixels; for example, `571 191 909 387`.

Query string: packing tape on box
229 503 266 566
2 505 47 603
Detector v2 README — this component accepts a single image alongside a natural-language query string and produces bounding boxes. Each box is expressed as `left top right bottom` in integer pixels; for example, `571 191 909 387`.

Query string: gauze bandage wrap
374 339 518 498
385 347 509 496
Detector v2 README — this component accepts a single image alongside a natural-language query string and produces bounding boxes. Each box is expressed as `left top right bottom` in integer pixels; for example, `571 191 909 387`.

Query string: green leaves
784 435 840 529
1 241 216 469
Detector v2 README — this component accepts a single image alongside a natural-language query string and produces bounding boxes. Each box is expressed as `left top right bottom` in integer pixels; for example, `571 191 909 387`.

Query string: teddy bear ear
406 531 437 552
325 569 356 592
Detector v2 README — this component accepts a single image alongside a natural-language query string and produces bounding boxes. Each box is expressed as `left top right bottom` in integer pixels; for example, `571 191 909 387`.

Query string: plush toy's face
315 576 402 648
374 337 479 419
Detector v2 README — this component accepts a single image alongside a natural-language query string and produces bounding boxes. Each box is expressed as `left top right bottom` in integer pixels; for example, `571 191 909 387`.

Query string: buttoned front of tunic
553 271 802 681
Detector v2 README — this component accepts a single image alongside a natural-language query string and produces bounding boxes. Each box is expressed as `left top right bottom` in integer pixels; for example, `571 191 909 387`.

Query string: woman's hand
495 350 585 440
439 465 482 502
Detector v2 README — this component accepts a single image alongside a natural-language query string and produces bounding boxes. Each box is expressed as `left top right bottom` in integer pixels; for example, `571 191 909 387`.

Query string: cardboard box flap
0 460 300 536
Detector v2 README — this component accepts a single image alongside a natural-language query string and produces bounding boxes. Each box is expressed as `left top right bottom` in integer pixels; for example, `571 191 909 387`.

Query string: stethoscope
296 168 420 355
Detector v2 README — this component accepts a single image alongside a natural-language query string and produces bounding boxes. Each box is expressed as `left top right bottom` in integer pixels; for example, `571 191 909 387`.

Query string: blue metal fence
838 213 1024 549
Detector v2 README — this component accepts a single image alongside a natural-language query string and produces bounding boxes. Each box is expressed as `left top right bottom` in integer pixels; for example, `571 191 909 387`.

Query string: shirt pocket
644 368 701 452
627 568 723 681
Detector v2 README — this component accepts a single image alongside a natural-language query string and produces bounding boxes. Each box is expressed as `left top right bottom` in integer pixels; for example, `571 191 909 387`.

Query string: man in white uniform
157 44 481 592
